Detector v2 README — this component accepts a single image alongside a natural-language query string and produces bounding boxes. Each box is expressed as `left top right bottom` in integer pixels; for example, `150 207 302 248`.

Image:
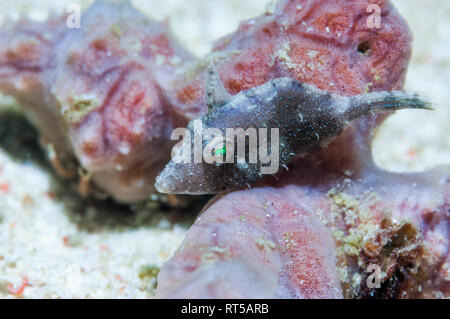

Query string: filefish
155 65 432 194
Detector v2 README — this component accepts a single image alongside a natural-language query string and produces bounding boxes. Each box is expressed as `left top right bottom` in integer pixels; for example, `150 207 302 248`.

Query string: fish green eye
213 145 226 157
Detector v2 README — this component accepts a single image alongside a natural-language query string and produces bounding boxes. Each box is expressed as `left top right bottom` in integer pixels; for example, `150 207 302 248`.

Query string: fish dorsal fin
205 63 232 111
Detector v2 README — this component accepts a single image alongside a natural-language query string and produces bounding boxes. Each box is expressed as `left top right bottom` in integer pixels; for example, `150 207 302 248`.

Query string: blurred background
0 0 448 298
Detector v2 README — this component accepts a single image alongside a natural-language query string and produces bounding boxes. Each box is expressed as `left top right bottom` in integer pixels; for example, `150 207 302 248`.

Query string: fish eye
212 143 226 158
210 140 227 165
206 136 233 165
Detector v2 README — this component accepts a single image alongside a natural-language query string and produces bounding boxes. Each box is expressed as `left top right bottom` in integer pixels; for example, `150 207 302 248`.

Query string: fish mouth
155 161 222 195
154 162 203 195
154 172 179 194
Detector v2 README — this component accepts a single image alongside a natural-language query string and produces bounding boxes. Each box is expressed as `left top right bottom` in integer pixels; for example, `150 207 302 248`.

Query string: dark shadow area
0 108 209 233
51 174 210 232
0 109 49 168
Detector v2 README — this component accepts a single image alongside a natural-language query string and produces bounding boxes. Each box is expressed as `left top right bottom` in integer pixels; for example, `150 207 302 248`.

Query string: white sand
0 0 448 298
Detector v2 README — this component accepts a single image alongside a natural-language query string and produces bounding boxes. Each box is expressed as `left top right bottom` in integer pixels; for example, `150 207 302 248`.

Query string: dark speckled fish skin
155 74 431 195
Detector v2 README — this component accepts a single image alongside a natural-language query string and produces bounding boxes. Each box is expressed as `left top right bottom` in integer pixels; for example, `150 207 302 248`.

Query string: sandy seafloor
0 0 448 298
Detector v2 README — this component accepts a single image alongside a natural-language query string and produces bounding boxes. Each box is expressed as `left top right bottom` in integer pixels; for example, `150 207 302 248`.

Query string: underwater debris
138 264 160 291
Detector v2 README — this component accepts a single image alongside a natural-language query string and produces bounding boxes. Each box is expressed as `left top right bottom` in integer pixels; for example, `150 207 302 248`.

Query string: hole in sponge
358 41 371 55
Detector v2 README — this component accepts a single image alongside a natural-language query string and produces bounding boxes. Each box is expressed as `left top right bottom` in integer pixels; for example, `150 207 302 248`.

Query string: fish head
154 118 230 194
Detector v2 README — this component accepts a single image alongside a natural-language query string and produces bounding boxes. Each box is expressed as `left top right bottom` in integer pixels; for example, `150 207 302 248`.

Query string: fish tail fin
365 91 434 111
346 91 434 120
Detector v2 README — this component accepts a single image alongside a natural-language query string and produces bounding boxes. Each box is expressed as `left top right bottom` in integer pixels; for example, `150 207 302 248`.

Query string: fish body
155 68 431 195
